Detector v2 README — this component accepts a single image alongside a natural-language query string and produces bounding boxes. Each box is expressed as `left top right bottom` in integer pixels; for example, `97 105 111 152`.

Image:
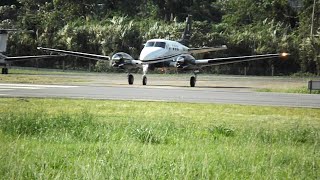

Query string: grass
0 68 88 84
0 98 319 179
9 67 91 75
0 74 86 84
257 86 320 94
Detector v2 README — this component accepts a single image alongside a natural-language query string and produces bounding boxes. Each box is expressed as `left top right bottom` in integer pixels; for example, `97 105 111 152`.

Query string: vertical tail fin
179 15 192 46
0 30 9 53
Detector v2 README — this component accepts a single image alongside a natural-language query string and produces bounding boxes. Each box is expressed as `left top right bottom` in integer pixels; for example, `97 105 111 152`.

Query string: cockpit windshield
155 42 166 48
145 41 155 47
145 41 166 48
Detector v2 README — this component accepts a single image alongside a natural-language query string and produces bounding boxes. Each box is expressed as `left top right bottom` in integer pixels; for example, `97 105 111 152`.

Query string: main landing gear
142 64 149 86
128 74 134 85
127 74 148 85
142 75 147 85
190 71 199 87
1 68 8 74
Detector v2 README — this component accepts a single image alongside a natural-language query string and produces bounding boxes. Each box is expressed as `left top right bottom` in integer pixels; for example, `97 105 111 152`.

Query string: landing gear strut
142 64 149 86
142 75 147 85
190 71 199 87
128 74 134 85
1 68 8 74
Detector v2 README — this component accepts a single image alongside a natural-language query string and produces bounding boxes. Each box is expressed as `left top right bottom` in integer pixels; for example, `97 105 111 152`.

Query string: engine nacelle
172 54 196 69
111 52 142 69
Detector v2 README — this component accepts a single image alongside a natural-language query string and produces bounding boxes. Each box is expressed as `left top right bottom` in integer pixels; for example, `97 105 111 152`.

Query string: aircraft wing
4 55 63 62
37 47 110 61
188 45 227 54
194 53 288 66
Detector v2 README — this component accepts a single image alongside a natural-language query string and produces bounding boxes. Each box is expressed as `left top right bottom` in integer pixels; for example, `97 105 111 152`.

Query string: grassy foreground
0 98 319 179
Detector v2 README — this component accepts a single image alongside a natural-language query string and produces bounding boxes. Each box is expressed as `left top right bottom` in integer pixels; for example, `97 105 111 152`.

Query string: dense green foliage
1 0 320 75
0 98 319 179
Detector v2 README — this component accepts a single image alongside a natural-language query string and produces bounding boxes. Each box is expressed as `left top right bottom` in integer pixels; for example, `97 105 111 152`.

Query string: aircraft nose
140 48 165 60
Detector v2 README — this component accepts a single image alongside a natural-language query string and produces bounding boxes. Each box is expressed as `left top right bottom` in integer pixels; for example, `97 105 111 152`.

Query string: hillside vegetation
1 0 320 75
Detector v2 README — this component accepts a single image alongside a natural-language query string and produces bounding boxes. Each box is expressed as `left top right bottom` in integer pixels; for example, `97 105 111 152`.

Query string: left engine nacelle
111 52 141 69
111 52 133 68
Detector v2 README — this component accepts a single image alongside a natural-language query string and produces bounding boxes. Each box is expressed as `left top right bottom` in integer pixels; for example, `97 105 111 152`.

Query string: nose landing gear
190 70 199 87
1 68 8 74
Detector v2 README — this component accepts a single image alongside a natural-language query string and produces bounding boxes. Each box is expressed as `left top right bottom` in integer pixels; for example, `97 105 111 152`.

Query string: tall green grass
257 86 320 94
0 98 319 179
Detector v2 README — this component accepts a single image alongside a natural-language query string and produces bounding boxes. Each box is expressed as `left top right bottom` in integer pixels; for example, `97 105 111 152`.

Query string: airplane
0 29 61 74
38 15 289 87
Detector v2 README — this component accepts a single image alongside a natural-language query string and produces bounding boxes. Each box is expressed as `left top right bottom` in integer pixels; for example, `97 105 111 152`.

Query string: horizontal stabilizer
5 55 64 62
0 29 33 34
0 29 17 34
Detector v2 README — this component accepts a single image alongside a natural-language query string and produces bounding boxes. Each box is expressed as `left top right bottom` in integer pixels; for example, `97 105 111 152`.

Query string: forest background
1 0 319 76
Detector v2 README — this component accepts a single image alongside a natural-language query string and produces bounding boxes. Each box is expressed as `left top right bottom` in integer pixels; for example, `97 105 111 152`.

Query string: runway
0 83 319 108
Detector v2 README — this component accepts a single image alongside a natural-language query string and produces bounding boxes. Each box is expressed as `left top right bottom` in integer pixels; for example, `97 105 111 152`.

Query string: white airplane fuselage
139 39 189 62
0 53 7 64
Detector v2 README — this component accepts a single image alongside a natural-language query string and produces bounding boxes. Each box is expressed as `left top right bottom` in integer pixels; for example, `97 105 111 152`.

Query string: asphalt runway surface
0 83 319 108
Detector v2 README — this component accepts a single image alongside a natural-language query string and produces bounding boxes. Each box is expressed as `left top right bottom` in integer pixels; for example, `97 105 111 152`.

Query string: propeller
110 52 134 68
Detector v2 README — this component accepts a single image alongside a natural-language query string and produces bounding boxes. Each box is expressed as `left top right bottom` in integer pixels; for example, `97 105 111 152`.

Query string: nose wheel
142 75 147 85
190 71 199 87
1 68 8 74
128 74 134 85
190 76 196 87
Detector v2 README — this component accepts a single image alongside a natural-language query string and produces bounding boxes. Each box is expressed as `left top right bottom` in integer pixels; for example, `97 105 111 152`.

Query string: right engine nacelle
172 54 196 69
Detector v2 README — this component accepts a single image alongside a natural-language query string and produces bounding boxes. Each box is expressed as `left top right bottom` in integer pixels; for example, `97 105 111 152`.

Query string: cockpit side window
146 41 155 47
155 42 166 48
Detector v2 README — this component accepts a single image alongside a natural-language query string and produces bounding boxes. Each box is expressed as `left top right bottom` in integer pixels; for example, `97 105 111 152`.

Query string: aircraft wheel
128 74 134 85
190 76 196 87
5 68 8 74
1 68 4 74
142 76 147 85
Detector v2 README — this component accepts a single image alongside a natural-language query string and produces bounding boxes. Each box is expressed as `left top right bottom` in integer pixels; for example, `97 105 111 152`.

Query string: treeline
0 0 320 75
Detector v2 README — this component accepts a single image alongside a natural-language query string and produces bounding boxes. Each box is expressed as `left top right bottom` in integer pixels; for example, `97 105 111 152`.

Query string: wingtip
280 52 290 57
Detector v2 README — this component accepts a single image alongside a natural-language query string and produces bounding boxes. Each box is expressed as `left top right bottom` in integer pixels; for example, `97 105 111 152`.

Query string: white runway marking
0 87 42 89
0 83 79 92
0 83 78 88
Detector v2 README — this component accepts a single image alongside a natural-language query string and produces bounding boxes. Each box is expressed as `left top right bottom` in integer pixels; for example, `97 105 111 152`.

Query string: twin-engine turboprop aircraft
38 15 288 87
0 29 61 74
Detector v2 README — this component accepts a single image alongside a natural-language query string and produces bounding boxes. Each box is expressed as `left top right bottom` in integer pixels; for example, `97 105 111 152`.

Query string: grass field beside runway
257 86 320 94
0 68 87 84
0 98 319 179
